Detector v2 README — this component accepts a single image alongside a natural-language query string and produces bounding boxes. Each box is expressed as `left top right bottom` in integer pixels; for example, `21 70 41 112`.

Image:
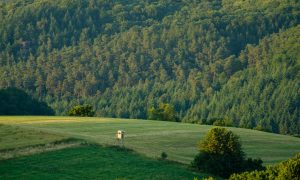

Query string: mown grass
0 144 214 180
0 116 300 165
0 124 66 150
0 137 83 160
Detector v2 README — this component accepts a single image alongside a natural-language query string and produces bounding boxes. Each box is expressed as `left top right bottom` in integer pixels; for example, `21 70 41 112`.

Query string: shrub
277 153 300 179
230 153 300 179
148 103 178 121
192 127 264 178
160 152 168 160
68 104 95 117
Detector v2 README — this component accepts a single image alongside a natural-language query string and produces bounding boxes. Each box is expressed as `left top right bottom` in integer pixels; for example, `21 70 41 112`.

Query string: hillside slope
0 145 213 180
0 0 299 135
1 116 299 165
185 26 300 135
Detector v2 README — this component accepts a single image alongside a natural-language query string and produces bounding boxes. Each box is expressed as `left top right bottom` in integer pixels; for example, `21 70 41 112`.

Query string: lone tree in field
192 127 263 178
68 104 95 117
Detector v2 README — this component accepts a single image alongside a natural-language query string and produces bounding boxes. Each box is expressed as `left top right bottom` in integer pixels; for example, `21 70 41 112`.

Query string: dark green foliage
198 26 300 135
243 158 264 172
68 104 95 117
0 88 54 115
148 103 178 121
0 0 299 135
192 128 244 177
230 153 300 180
192 128 264 178
160 152 168 160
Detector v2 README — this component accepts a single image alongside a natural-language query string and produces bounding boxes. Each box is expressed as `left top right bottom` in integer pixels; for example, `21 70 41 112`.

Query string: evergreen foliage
0 0 299 135
0 88 54 115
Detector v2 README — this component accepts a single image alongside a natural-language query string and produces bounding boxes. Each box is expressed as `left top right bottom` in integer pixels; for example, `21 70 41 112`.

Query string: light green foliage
199 128 243 157
1 116 299 165
277 153 300 180
148 103 178 121
68 104 95 117
230 153 300 180
192 128 260 178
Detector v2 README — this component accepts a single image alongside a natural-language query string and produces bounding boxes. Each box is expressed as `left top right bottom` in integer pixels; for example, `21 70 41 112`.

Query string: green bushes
230 153 300 180
68 105 95 117
148 103 178 122
192 127 264 178
160 152 168 160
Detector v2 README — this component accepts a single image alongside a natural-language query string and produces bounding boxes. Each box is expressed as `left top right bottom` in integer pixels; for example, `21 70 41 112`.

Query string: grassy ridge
0 145 213 180
0 116 300 165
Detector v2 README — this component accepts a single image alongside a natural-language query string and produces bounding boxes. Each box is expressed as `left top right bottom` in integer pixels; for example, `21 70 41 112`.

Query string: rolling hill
1 144 213 180
1 116 299 165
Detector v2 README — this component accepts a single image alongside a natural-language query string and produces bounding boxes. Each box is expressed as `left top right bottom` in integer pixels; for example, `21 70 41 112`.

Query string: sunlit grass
1 116 299 165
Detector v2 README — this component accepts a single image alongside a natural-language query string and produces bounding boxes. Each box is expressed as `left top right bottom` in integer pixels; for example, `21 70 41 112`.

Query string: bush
277 153 300 179
243 158 264 172
68 104 95 117
148 103 179 121
230 153 300 179
160 152 168 160
192 127 264 178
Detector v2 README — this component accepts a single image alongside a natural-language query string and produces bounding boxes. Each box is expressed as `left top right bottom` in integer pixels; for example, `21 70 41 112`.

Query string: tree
68 104 95 117
192 127 264 178
147 103 178 121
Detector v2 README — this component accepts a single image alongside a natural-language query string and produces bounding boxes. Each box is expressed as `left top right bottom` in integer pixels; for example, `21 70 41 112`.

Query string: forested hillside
0 0 299 135
0 88 54 115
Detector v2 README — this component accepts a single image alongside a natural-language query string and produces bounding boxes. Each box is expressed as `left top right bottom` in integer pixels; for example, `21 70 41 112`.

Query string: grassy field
0 124 66 150
0 144 212 180
0 116 299 165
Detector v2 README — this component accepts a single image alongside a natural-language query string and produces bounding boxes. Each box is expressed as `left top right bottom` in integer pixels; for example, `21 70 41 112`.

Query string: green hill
1 145 212 180
0 0 299 135
1 116 299 165
186 25 300 135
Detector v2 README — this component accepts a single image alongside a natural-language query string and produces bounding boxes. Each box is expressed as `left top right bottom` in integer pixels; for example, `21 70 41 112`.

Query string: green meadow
1 116 299 165
0 144 213 180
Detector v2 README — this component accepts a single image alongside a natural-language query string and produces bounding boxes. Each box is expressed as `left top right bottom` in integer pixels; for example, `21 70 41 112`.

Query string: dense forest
0 88 54 115
0 0 299 135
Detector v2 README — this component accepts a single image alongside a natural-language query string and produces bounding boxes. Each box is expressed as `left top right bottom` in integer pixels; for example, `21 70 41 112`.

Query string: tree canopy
68 104 95 117
0 0 299 135
192 128 264 178
0 88 54 115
